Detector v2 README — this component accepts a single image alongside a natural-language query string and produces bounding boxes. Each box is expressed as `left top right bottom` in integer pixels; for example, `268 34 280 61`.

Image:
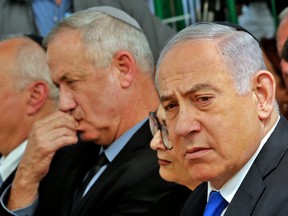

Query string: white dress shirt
0 140 27 184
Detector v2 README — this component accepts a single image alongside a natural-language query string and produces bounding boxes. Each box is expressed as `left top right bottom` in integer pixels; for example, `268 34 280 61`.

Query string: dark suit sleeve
180 183 207 216
29 122 185 216
146 186 192 216
0 171 17 216
0 187 14 216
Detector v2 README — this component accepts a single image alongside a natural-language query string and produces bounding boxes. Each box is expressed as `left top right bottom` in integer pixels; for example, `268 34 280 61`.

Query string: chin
160 170 174 182
78 131 104 145
78 132 95 142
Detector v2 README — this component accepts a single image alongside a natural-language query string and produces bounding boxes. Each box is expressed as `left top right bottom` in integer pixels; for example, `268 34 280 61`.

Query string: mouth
158 158 172 166
75 123 82 131
185 147 211 160
75 119 83 129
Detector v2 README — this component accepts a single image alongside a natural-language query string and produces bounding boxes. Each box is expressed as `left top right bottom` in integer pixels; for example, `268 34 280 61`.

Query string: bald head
0 36 58 98
0 36 58 156
0 37 41 78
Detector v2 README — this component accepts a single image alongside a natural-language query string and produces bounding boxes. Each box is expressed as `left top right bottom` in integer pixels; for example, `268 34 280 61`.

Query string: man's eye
164 103 177 111
195 95 215 106
197 96 210 102
66 79 76 85
53 83 60 89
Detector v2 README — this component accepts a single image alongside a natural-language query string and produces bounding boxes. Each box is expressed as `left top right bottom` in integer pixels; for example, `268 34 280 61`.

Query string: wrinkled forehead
156 42 237 105
156 40 225 87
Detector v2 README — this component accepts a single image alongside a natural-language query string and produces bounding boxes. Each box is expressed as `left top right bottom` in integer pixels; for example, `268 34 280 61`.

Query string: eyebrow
54 71 81 83
52 74 67 86
160 83 214 103
60 74 70 82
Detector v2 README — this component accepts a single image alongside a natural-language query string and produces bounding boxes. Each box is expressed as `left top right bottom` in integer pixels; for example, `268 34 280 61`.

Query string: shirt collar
0 140 28 182
101 118 147 162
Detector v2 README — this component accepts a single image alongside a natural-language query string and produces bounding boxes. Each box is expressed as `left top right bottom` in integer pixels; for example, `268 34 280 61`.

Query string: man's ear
27 81 49 115
252 70 276 120
113 51 136 88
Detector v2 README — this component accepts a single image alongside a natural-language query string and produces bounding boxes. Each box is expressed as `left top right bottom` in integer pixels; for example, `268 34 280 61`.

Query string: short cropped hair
7 35 58 99
156 22 266 95
44 7 154 75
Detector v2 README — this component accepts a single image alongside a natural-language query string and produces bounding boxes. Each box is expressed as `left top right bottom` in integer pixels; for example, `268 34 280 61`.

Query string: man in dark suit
0 6 180 216
155 21 288 216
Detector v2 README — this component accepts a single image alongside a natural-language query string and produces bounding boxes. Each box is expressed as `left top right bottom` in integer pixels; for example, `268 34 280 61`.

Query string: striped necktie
73 152 109 206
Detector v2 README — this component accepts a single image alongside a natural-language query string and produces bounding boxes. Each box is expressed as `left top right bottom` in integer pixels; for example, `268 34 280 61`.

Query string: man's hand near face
7 111 78 210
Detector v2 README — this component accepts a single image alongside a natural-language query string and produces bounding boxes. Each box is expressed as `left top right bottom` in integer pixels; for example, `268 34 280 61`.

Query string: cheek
74 90 101 112
3 92 24 110
214 123 259 170
171 143 186 165
2 98 26 125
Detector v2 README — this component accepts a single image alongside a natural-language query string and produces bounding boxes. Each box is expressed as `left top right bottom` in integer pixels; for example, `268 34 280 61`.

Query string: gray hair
279 7 288 23
44 7 154 75
9 35 58 99
156 22 266 95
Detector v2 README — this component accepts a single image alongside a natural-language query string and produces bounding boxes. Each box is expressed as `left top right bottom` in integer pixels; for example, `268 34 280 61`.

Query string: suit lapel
226 116 288 215
38 141 100 216
225 164 265 215
71 120 152 216
66 142 101 215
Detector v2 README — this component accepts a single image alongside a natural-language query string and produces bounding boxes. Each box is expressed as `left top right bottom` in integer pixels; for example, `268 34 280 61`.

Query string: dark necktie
73 152 109 207
203 191 228 216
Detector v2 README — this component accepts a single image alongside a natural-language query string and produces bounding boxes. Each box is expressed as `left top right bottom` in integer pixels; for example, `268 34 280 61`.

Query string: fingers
9 111 80 210
17 111 79 184
28 111 78 154
32 110 78 133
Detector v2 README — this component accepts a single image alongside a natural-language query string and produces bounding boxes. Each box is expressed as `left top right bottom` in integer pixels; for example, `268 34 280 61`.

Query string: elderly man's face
157 40 262 189
0 39 32 155
47 29 123 146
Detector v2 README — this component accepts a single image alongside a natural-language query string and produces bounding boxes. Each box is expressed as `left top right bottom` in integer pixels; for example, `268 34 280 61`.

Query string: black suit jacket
180 116 288 216
0 121 181 216
147 185 192 216
0 170 16 196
